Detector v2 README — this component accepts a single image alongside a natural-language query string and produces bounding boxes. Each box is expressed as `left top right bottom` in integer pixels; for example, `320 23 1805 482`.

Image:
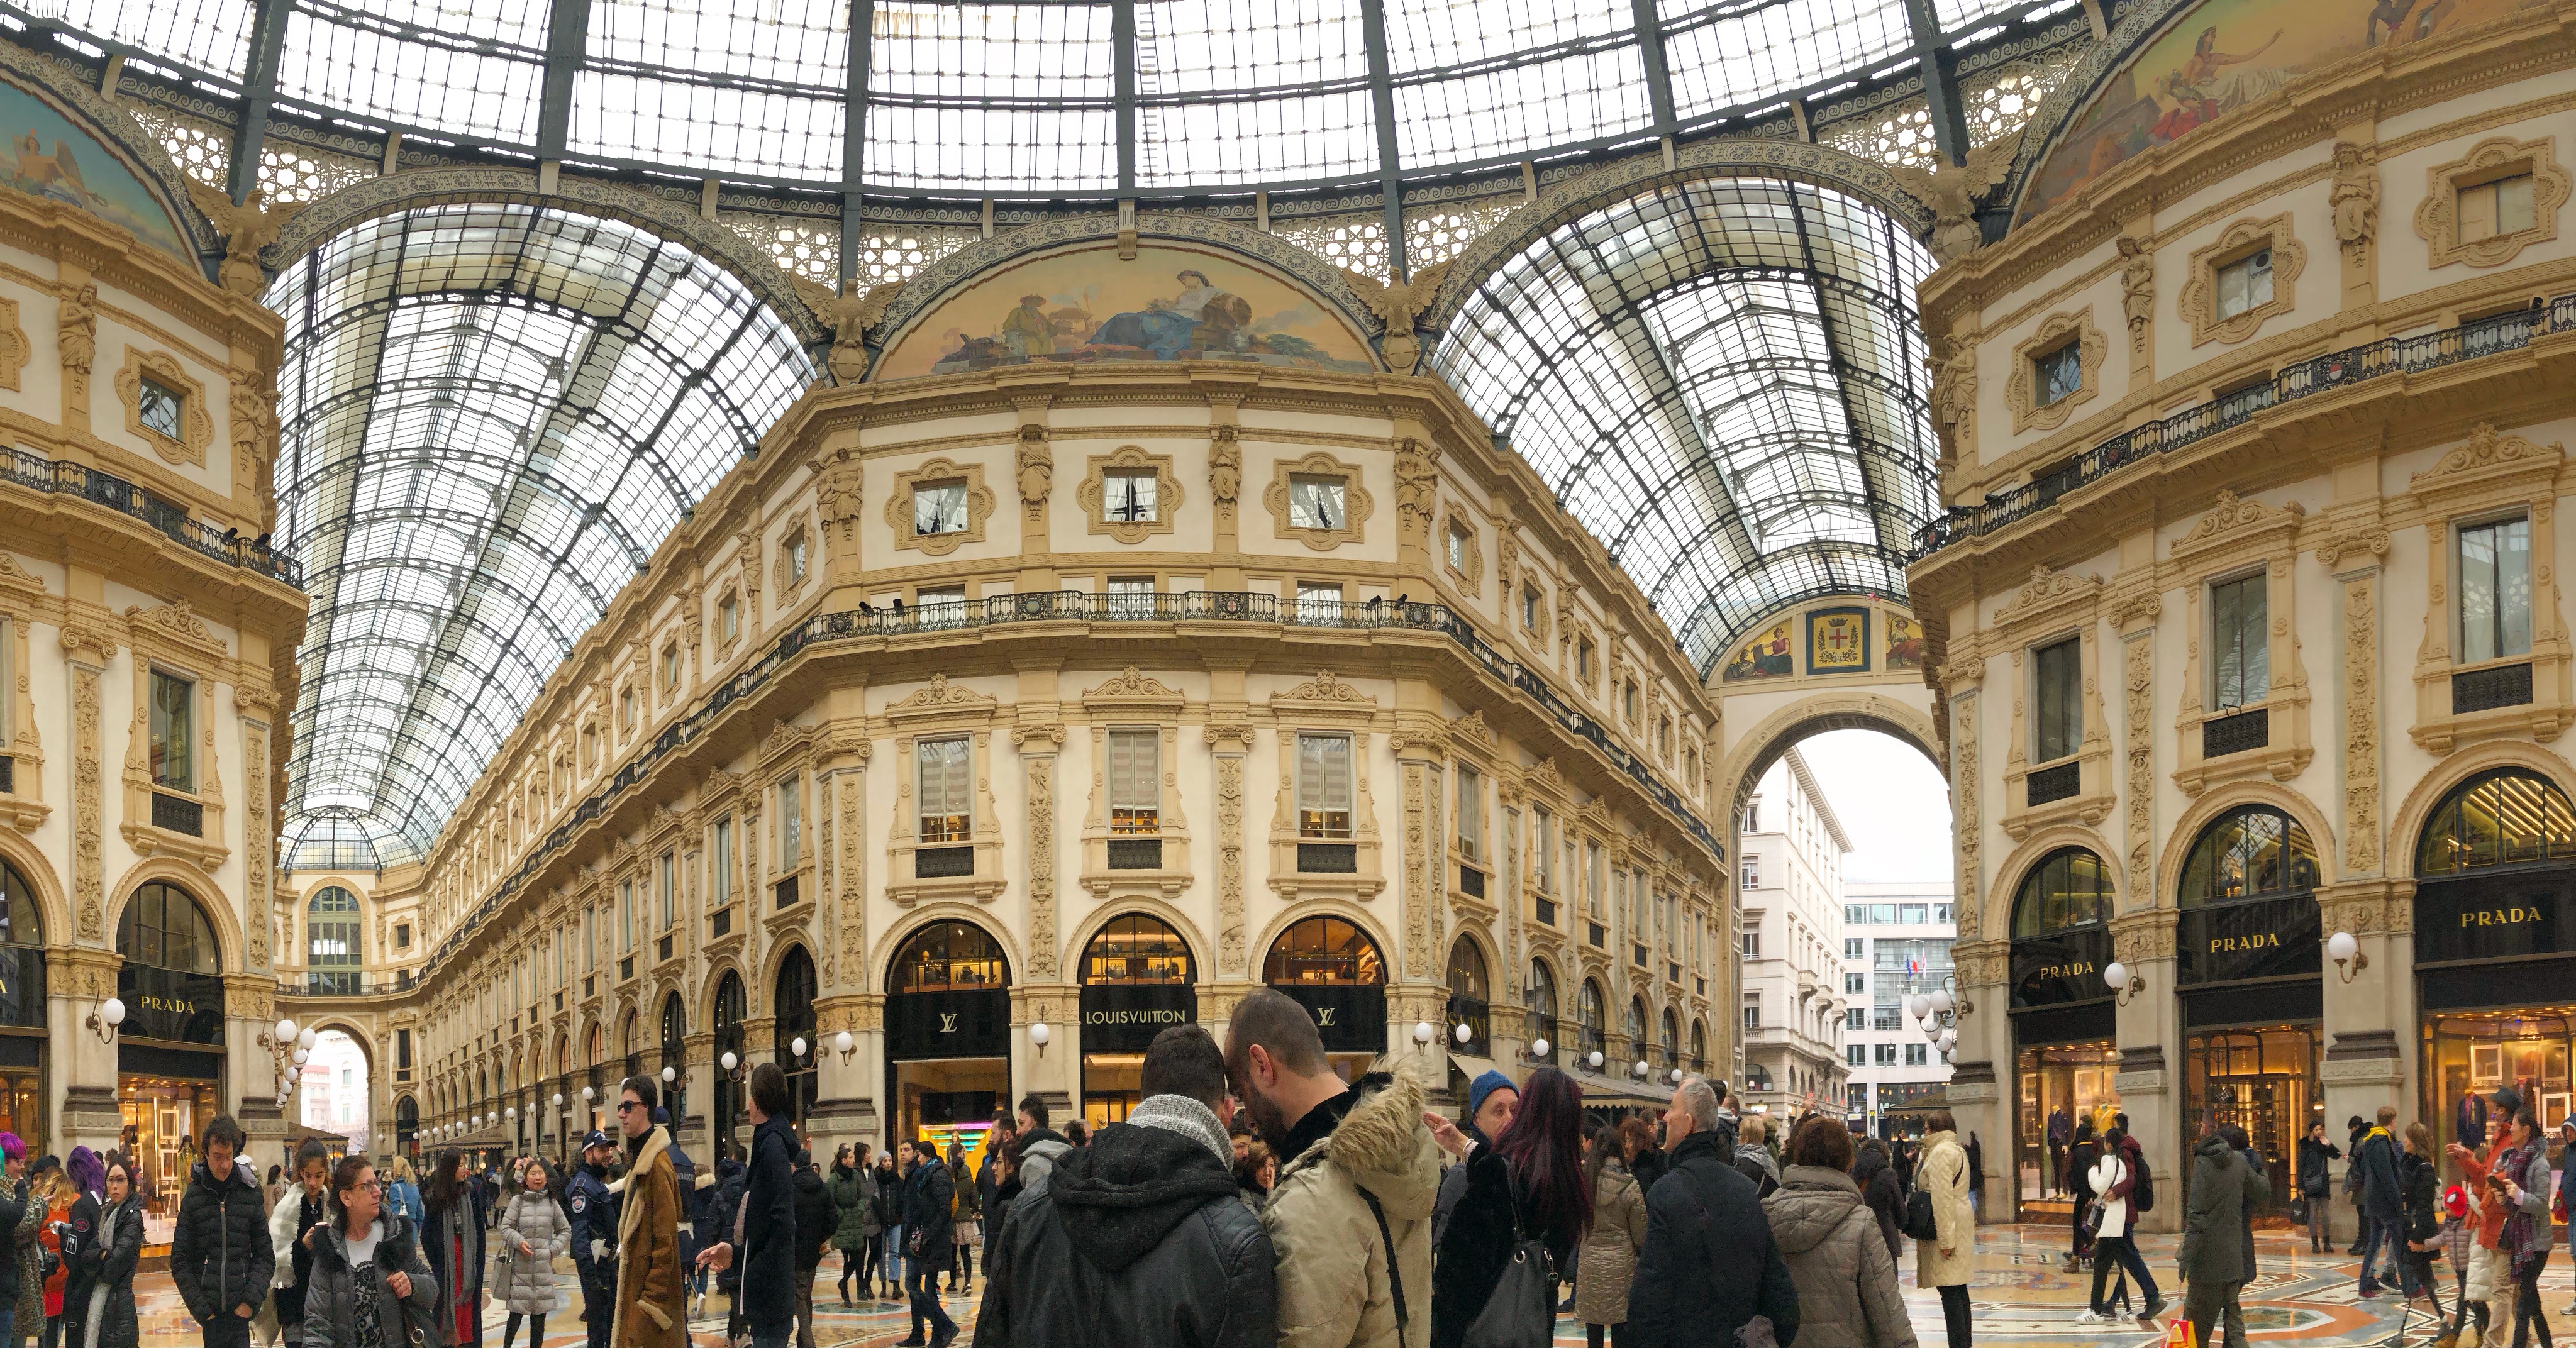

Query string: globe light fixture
1528 1037 1550 1059
1453 1022 1472 1046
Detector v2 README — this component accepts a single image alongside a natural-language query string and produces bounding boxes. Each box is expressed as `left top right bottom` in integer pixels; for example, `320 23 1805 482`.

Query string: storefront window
1080 915 1196 1130
2424 1011 2574 1140
121 1075 218 1240
2010 849 2117 1217
2016 1042 2121 1205
773 946 818 1122
2185 1025 2319 1203
2417 769 2576 875
2414 771 2576 1131
887 920 1012 1163
2174 807 2323 1213
1264 917 1387 1075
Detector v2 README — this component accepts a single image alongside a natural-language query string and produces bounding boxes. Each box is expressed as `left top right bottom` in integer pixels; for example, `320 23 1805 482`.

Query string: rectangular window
1535 807 1557 893
1295 732 1353 837
1453 764 1482 862
711 817 733 906
1846 1007 1865 1030
1446 526 1467 571
397 1029 412 1071
1105 468 1157 522
1935 904 1953 924
1845 937 1864 959
1521 586 1541 631
2460 173 2536 243
619 688 635 729
786 533 808 583
1584 842 1604 919
395 923 411 950
1294 581 1343 624
149 670 194 790
1906 1044 1929 1067
1845 972 1865 993
2033 340 2083 407
661 644 680 692
1577 636 1593 678
2215 248 2273 319
619 881 633 952
1741 929 1761 958
2460 516 2534 663
777 775 802 866
914 480 970 535
1876 1044 1899 1067
1898 903 1928 924
1106 576 1155 620
918 737 972 842
2033 636 2082 762
658 851 675 931
1847 1044 1865 1066
1287 475 1345 529
1108 728 1159 834
1741 997 1760 1030
582 907 594 971
138 377 184 440
1741 858 1759 890
2211 572 2270 709
720 594 740 641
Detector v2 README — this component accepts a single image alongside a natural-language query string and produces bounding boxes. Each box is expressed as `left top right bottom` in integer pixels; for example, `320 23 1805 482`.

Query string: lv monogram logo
1317 1008 1336 1027
939 1013 959 1033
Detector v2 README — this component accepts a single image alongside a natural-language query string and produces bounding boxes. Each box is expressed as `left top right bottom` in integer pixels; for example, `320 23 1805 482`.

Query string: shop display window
2424 1010 2575 1144
2184 1025 2319 1208
2016 1041 2121 1207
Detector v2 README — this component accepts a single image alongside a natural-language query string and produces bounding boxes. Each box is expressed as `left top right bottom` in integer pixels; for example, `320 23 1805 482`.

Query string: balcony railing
425 591 1719 975
1913 294 2576 556
0 447 299 584
278 970 416 997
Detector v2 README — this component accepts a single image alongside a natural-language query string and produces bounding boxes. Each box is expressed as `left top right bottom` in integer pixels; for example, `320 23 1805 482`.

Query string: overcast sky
1793 727 1953 883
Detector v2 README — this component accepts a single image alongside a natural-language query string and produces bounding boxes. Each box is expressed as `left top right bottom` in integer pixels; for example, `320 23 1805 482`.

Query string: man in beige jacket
609 1076 690 1348
1226 988 1442 1348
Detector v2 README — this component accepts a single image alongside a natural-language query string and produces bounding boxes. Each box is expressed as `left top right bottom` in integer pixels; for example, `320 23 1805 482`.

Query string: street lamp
2327 930 2368 983
84 998 123 1045
1028 1024 1051 1058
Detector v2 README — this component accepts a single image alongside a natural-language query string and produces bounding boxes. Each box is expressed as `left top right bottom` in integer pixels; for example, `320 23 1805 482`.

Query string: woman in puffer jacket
1763 1117 1919 1348
491 1159 570 1348
1573 1116 1648 1348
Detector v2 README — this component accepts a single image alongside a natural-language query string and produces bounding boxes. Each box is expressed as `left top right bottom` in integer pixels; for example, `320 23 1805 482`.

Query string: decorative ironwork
0 447 296 583
914 846 975 879
150 792 202 837
773 875 800 909
1106 838 1163 871
1460 865 1485 899
2026 761 2080 807
2453 663 2535 714
2202 709 2270 759
1298 842 1358 874
0 756 11 793
1535 897 1558 927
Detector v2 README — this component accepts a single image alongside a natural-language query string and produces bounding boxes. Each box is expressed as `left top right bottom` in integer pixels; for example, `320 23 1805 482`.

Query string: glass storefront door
2184 1025 2319 1210
2423 1009 2575 1143
2016 1040 2121 1207
121 1071 219 1244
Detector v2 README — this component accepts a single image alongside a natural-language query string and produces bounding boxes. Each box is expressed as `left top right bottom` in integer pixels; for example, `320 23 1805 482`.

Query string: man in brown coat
610 1075 690 1348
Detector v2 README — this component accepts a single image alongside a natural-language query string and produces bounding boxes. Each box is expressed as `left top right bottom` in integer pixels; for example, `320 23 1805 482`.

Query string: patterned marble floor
129 1224 2576 1347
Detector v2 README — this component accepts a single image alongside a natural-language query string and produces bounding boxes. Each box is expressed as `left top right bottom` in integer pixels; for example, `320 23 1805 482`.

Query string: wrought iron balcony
0 447 297 584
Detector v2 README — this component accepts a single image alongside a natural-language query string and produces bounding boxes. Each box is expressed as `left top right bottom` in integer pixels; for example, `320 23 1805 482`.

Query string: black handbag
1462 1170 1557 1348
1901 1187 1938 1240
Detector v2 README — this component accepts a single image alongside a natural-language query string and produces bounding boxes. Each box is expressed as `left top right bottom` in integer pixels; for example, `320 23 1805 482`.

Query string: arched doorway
660 993 688 1140
1079 914 1195 1129
711 973 747 1158
0 861 44 1151
395 1094 419 1158
2177 804 2324 1208
2412 769 2576 1134
1446 938 1491 1059
1526 960 1560 1066
300 1029 370 1153
886 921 1011 1157
2007 847 2118 1217
1576 978 1607 1071
583 1024 607 1136
305 886 362 992
1263 915 1386 1080
773 946 818 1123
1660 1007 1681 1081
118 881 225 1220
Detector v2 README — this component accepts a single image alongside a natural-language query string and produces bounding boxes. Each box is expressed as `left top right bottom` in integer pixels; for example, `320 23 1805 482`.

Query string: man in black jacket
696 1064 802 1348
901 1136 958 1347
976 1024 1277 1348
1628 1076 1798 1348
169 1115 277 1348
2354 1106 2405 1296
789 1147 840 1348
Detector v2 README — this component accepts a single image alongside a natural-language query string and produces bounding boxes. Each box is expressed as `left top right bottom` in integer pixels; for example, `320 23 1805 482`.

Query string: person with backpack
1427 1068 1591 1348
2075 1125 2164 1329
2062 1120 2102 1272
2357 1106 2407 1297
1767 1118 1917 1348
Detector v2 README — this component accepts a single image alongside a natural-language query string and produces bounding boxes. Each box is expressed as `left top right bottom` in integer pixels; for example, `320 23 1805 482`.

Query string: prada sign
2415 876 2573 965
2178 894 2321 986
1078 983 1198 1054
118 963 225 1046
2010 927 2112 1010
1273 983 1387 1054
884 988 1009 1060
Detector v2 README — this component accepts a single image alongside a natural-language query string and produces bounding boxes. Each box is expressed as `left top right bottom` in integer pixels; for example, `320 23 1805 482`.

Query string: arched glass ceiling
66 0 2057 195
1432 177 1936 674
272 202 818 872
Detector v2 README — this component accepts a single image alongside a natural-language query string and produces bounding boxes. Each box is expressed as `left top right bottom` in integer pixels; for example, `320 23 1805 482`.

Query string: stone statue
1890 133 2023 265
1340 260 1455 373
186 183 304 297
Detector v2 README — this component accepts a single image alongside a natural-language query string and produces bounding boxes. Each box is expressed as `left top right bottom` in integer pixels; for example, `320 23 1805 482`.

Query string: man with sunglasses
605 1077 689 1348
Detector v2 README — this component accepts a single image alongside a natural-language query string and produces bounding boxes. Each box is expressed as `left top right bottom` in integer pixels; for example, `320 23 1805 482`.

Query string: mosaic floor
129 1224 2576 1347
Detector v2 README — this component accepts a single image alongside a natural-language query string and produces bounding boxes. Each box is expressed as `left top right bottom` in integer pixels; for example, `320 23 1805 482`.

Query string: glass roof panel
272 202 816 872
586 0 850 89
1138 0 1369 92
1138 87 1378 187
867 3 1116 100
279 6 547 145
1382 0 1631 73
1662 0 1916 122
863 101 1119 193
569 72 845 183
56 0 255 80
1392 41 1654 169
1431 176 1935 673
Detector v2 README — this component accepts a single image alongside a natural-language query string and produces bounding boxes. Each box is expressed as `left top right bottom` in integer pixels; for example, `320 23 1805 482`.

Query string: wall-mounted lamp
1587 1049 1605 1070
552 1091 566 1112
720 1051 745 1083
2327 931 2369 983
1526 1037 1552 1061
1669 1068 1684 1085
2104 960 2144 1007
504 1106 516 1121
581 1085 596 1103
791 1036 810 1062
1631 1060 1649 1080
1029 1023 1052 1059
660 1066 677 1085
84 997 123 1046
1453 1022 1472 1047
1413 1021 1436 1052
833 1030 857 1064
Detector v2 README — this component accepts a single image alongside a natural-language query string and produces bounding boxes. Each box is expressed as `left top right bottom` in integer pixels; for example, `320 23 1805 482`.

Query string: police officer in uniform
568 1129 621 1348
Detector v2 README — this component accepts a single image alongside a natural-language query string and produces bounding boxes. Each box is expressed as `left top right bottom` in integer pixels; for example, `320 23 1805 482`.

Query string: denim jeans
2360 1215 2405 1292
2087 1234 2162 1314
907 1252 956 1339
884 1224 906 1291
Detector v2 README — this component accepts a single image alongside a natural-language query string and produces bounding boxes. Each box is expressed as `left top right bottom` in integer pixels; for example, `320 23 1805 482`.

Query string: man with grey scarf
974 1023 1277 1348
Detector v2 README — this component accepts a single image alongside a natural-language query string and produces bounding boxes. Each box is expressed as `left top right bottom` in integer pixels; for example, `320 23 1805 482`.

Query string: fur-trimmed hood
1306 1054 1443 1217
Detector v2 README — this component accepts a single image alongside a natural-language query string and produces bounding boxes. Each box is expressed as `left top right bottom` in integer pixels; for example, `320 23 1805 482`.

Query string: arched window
621 1012 643 1080
395 1095 419 1156
1526 960 1560 1064
2012 848 2110 937
774 946 818 1120
306 886 362 992
1577 979 1607 1063
1082 915 1192 984
1745 1063 1773 1091
1262 917 1383 985
1661 1008 1680 1069
0 861 45 1029
119 881 219 973
1624 997 1647 1065
118 881 223 1046
712 971 747 1157
1446 938 1491 1056
2418 769 2576 875
892 921 1011 993
1690 1019 1708 1071
2179 806 2320 905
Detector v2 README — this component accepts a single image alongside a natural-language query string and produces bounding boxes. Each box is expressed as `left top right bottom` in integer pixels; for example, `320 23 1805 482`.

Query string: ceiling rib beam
1357 0 1409 281
223 0 292 206
536 0 592 164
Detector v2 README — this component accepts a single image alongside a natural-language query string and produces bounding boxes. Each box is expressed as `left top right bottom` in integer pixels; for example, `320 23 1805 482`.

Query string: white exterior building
1737 749 1849 1124
1841 879 1957 1136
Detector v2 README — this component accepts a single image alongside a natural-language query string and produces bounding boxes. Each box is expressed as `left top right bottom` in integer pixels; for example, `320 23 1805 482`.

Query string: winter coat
2089 1152 2136 1239
828 1166 876 1251
1848 1149 1902 1269
609 1127 689 1348
2296 1137 2341 1198
2499 1141 2555 1257
2401 1151 2440 1247
975 1102 1277 1348
493 1189 572 1315
1429 1147 1581 1348
2179 1134 2269 1286
1630 1147 1667 1196
269 1188 328 1324
1261 1059 1445 1348
421 1188 485 1347
1736 1144 1782 1200
736 1115 800 1329
2355 1127 2403 1221
1016 1129 1074 1202
1428 1123 1491 1253
170 1158 278 1330
1574 1158 1648 1326
1912 1130 1973 1290
384 1181 425 1230
951 1161 981 1222
692 1158 741 1263
868 1164 903 1232
903 1154 958 1266
1624 1129 1799 1348
790 1166 838 1271
67 1194 143 1348
9 1174 40 1330
0 1174 23 1310
300 1215 440 1348
1763 1166 1918 1348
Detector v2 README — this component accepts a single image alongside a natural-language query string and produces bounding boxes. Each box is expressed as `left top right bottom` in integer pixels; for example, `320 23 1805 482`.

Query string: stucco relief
1026 753 1058 981
2124 632 2154 898
1213 744 1246 973
1403 761 1429 980
72 664 101 942
838 772 865 992
2345 578 2381 875
1953 693 1981 942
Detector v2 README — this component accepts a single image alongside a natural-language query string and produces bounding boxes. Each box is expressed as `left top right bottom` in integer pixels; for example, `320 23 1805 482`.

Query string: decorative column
2109 907 2181 1232
1201 656 1258 1047
1011 705 1074 1112
1393 715 1452 1094
808 712 877 1151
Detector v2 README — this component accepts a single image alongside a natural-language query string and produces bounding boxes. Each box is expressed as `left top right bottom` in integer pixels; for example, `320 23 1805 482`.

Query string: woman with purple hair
1426 1066 1596 1348
57 1150 101 1348
0 1132 26 1347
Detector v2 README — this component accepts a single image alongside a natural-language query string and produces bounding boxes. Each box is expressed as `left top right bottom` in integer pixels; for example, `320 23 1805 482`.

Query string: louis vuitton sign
1078 983 1198 1054
884 987 1009 1060
1272 983 1387 1054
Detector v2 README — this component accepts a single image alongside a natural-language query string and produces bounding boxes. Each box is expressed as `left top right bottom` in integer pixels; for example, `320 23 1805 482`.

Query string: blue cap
1467 1069 1518 1122
583 1130 614 1149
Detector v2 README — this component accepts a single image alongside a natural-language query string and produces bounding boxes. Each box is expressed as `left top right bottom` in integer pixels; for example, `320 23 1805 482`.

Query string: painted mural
1720 619 1796 682
1886 613 1925 671
875 241 1379 381
1809 608 1872 673
0 78 189 262
2019 0 2540 222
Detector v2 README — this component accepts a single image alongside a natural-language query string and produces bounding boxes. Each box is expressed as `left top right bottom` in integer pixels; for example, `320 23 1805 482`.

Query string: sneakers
2140 1297 2167 1326
2075 1310 2107 1325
